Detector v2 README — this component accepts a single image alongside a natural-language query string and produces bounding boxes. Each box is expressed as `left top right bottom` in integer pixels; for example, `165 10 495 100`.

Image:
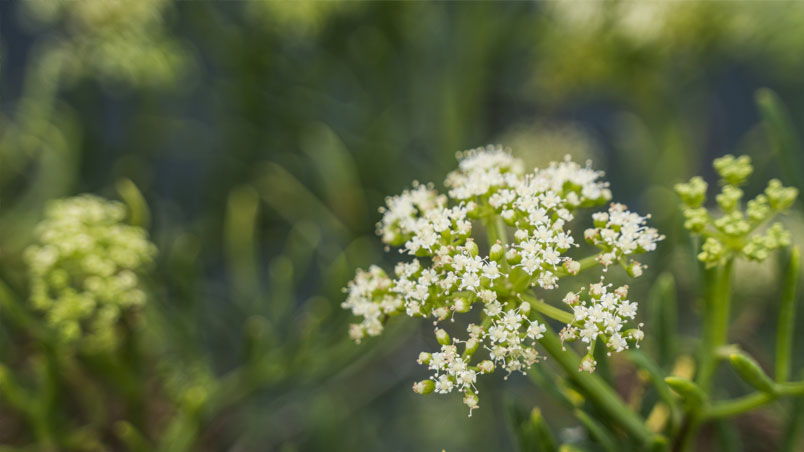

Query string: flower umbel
342 146 662 413
24 195 157 350
675 154 798 267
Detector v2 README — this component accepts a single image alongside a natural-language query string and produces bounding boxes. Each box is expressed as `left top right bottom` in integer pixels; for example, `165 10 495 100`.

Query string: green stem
696 257 734 393
536 318 664 448
520 293 574 324
776 246 800 383
702 381 804 420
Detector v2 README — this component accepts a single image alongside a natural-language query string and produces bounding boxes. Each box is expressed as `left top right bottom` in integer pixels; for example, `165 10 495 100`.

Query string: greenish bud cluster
675 155 798 267
675 176 707 208
24 195 157 350
713 154 753 186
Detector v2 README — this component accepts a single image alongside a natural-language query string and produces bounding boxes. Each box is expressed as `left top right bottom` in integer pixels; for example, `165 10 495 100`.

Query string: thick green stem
776 247 800 383
536 318 663 448
681 258 734 451
696 258 734 392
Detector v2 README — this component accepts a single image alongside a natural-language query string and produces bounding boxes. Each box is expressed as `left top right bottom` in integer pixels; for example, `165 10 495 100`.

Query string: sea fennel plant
343 149 804 451
671 155 803 451
342 147 667 447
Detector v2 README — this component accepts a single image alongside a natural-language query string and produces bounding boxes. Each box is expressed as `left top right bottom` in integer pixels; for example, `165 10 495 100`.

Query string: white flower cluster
24 195 157 349
483 302 547 375
585 203 663 275
341 265 399 343
343 146 662 413
559 282 644 372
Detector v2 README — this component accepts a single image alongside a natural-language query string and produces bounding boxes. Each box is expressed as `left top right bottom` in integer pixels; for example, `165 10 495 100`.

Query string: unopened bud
413 379 435 394
490 243 505 261
435 328 450 345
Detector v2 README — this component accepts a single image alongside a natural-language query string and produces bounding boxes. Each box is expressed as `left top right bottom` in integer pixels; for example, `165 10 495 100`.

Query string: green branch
535 317 665 449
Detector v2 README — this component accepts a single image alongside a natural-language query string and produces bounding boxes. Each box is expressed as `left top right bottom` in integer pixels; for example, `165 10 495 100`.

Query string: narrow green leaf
574 409 618 452
116 178 150 228
665 376 706 410
755 88 804 189
729 352 777 394
536 316 661 447
531 408 558 452
115 421 153 452
224 186 261 308
627 350 679 430
649 273 677 368
776 246 800 382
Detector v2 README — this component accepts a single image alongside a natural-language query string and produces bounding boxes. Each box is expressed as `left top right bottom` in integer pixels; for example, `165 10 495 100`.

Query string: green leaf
665 376 707 410
755 88 804 189
649 273 678 368
574 409 618 452
116 178 151 228
729 352 777 395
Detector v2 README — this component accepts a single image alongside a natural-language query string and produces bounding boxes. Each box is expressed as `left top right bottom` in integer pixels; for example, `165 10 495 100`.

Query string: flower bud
417 352 432 365
584 228 598 244
413 379 435 395
478 360 495 373
465 239 479 257
453 298 471 313
465 201 480 219
505 249 521 265
435 328 450 345
489 243 505 261
502 209 516 226
674 176 708 208
592 212 609 228
626 261 643 278
464 338 479 355
714 154 752 186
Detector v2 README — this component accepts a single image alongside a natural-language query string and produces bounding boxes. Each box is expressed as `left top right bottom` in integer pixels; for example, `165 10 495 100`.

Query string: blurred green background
1 1 803 451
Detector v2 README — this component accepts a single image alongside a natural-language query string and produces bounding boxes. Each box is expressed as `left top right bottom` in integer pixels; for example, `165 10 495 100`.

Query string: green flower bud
505 249 521 265
746 194 770 222
698 237 726 268
413 379 435 395
713 154 753 186
674 176 708 208
478 360 495 373
465 239 479 257
765 179 798 211
715 185 743 212
682 207 709 233
435 328 450 345
714 211 749 237
464 338 480 355
489 243 505 261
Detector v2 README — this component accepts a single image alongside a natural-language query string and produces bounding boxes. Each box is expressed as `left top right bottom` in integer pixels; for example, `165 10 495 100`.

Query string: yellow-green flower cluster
675 155 798 267
23 0 187 87
24 195 157 349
